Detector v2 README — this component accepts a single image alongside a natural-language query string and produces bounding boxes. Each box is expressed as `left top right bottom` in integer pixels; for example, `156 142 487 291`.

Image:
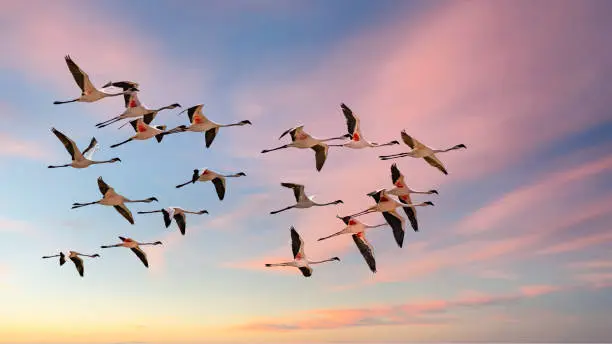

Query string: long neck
365 223 387 229
411 190 436 195
91 159 117 165
138 242 158 246
435 144 464 153
373 140 399 147
223 173 243 178
309 258 337 265
125 198 153 203
314 200 340 206
42 254 62 258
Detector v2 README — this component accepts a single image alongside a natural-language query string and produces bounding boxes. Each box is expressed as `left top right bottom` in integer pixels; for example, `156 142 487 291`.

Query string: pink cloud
520 285 562 297
456 155 612 235
568 260 612 270
234 284 565 332
0 2 209 119
235 0 612 185
0 133 53 161
537 231 612 255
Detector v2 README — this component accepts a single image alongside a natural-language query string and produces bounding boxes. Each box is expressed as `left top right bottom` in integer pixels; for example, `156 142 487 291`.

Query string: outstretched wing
161 208 174 228
82 137 99 160
211 177 226 200
51 127 81 160
367 189 384 204
340 103 363 140
298 266 312 277
64 55 93 93
290 226 305 259
142 112 156 125
281 183 304 203
205 127 219 148
397 190 418 232
390 163 403 185
70 256 84 277
130 246 149 267
352 233 376 273
97 176 112 196
400 131 427 150
183 104 207 124
382 210 405 248
311 143 328 172
173 213 186 235
423 155 448 175
125 90 142 109
114 204 135 225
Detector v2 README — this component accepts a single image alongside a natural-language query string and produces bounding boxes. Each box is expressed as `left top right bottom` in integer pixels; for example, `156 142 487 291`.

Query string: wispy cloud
0 133 51 161
234 284 567 332
538 231 612 255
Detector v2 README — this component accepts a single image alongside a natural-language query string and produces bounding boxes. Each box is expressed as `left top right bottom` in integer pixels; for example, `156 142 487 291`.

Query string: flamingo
109 113 167 148
261 125 349 171
270 183 343 214
379 131 467 175
347 189 434 248
175 168 246 201
48 128 121 169
95 88 181 129
42 251 100 277
387 163 438 232
265 227 340 277
53 55 137 105
137 207 209 235
71 176 158 224
100 237 162 268
162 104 251 148
318 216 386 273
334 103 399 149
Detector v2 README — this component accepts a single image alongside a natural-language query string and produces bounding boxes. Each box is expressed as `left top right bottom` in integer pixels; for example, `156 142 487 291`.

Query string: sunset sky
1 0 612 343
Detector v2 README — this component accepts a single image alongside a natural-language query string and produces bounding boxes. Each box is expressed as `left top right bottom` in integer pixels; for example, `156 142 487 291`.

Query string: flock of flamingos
42 55 467 277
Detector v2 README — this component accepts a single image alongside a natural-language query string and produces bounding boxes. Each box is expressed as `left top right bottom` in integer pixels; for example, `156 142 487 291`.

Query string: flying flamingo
261 125 349 171
53 55 137 105
138 207 209 235
109 113 167 148
48 128 121 169
379 131 467 175
347 189 434 248
265 227 340 277
42 251 100 277
270 183 343 214
335 103 399 149
100 237 162 268
175 168 246 201
71 176 158 224
318 216 387 273
95 88 181 129
386 163 438 232
162 104 251 148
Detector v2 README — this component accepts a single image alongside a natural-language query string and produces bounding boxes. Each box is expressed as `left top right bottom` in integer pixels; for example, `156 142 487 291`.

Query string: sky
0 0 612 342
